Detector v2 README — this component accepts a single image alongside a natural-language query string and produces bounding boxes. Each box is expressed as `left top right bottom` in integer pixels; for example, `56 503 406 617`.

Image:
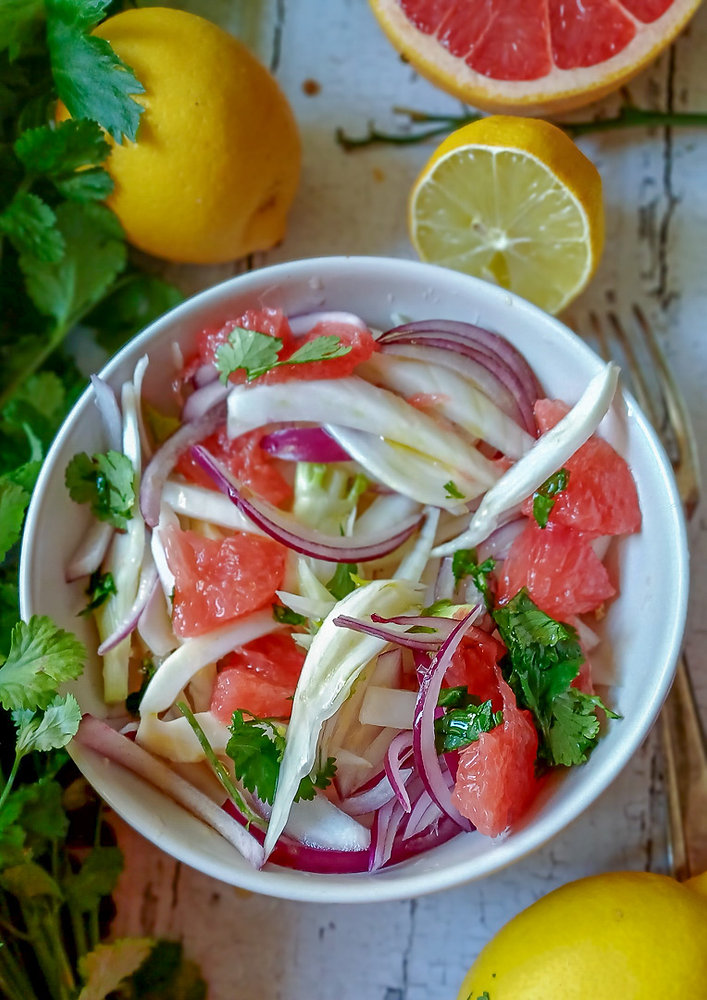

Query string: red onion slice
379 320 540 435
140 407 225 527
412 610 483 831
384 731 414 812
190 445 423 563
288 310 368 335
369 797 406 871
341 772 397 816
97 562 158 655
403 788 444 840
260 427 351 463
66 519 114 582
181 379 230 423
333 614 450 650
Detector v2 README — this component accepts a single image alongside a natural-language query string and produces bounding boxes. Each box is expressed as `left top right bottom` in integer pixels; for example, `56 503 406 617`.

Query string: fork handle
660 654 707 880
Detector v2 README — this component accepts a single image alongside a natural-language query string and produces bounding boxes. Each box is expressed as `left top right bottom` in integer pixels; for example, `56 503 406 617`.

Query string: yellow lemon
457 870 707 1000
408 116 604 315
66 6 301 264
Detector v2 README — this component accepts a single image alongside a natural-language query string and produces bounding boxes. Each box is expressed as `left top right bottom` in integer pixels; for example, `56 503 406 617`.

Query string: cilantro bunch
0 3 206 996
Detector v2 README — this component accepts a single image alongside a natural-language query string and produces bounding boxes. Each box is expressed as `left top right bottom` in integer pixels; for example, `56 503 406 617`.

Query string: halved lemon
370 0 703 115
408 116 604 314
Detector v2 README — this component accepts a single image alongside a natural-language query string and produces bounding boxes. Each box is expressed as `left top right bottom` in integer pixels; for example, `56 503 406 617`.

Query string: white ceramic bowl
19 256 688 903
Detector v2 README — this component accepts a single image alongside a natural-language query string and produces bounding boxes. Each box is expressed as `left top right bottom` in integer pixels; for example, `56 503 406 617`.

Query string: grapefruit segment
164 526 287 637
496 521 616 618
370 0 702 113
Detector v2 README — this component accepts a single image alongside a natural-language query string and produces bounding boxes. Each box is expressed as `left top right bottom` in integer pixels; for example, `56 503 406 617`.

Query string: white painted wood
110 2 707 996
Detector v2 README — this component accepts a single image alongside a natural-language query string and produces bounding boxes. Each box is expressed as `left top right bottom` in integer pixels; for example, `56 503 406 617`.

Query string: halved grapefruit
369 0 703 114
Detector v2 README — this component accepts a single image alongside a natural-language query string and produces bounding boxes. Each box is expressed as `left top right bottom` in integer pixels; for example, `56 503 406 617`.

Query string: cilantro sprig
214 325 352 383
226 709 337 804
493 590 619 766
65 449 135 530
452 548 496 610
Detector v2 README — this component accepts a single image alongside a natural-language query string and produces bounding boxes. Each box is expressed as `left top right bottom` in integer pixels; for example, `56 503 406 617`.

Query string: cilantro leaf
53 165 114 202
13 692 82 755
0 615 86 711
20 200 126 327
286 334 351 366
87 271 184 355
444 479 464 499
0 191 65 261
128 938 208 1000
14 118 109 175
46 0 144 143
434 690 502 753
214 326 352 383
272 603 306 627
294 756 337 801
0 0 45 60
326 562 357 601
79 569 117 616
215 327 282 383
65 449 135 530
63 844 123 912
492 590 614 766
0 477 30 560
226 710 284 804
532 467 569 528
547 688 620 766
452 548 496 610
226 710 336 804
78 938 155 1000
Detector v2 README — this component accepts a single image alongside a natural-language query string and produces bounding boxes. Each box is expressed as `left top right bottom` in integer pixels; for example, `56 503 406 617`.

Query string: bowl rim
19 255 690 903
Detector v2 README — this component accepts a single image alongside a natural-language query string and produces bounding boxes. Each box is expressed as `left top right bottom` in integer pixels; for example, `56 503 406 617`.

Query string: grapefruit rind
369 0 703 114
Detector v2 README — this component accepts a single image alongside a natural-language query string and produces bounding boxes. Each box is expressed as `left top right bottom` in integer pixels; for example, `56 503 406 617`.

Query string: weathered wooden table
110 4 707 996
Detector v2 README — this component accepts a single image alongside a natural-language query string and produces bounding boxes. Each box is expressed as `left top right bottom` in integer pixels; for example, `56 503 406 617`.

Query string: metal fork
587 304 707 880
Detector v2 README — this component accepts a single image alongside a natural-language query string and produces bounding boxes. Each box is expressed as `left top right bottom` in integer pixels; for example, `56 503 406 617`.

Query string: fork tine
631 305 702 519
605 310 659 426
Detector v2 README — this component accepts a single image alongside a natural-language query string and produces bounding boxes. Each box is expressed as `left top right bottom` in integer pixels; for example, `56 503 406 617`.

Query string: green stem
336 105 707 151
0 940 39 1000
0 753 22 814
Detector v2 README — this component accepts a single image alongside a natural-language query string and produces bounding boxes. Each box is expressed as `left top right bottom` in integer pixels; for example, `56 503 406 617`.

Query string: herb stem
336 105 707 151
0 753 21 813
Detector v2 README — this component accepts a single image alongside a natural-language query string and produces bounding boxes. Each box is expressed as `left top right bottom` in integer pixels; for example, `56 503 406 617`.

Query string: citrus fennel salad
65 307 640 873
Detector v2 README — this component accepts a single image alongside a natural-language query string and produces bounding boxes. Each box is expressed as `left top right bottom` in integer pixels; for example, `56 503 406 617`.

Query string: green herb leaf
226 709 285 804
0 191 65 261
215 326 351 383
532 467 569 528
215 327 282 383
443 479 464 499
63 844 124 913
272 603 306 626
434 693 502 753
46 0 144 143
452 548 496 610
492 589 614 766
14 118 109 175
0 0 45 59
54 165 114 201
13 691 82 754
87 271 183 355
127 938 208 1000
286 334 351 366
20 200 126 327
325 562 358 601
80 569 117 616
0 859 63 900
78 938 154 1000
294 756 337 801
65 449 135 530
0 477 30 559
0 615 86 711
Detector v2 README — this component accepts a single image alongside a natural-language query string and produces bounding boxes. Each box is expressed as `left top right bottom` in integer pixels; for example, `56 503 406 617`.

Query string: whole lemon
71 7 301 264
457 871 707 999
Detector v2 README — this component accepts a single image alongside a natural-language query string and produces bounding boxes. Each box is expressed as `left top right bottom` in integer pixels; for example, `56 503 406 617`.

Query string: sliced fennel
263 578 423 857
359 353 533 459
137 710 229 763
227 376 500 489
162 479 265 534
433 363 620 556
95 360 148 703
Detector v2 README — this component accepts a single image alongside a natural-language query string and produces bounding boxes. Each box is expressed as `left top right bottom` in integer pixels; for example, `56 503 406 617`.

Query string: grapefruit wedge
369 0 703 113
